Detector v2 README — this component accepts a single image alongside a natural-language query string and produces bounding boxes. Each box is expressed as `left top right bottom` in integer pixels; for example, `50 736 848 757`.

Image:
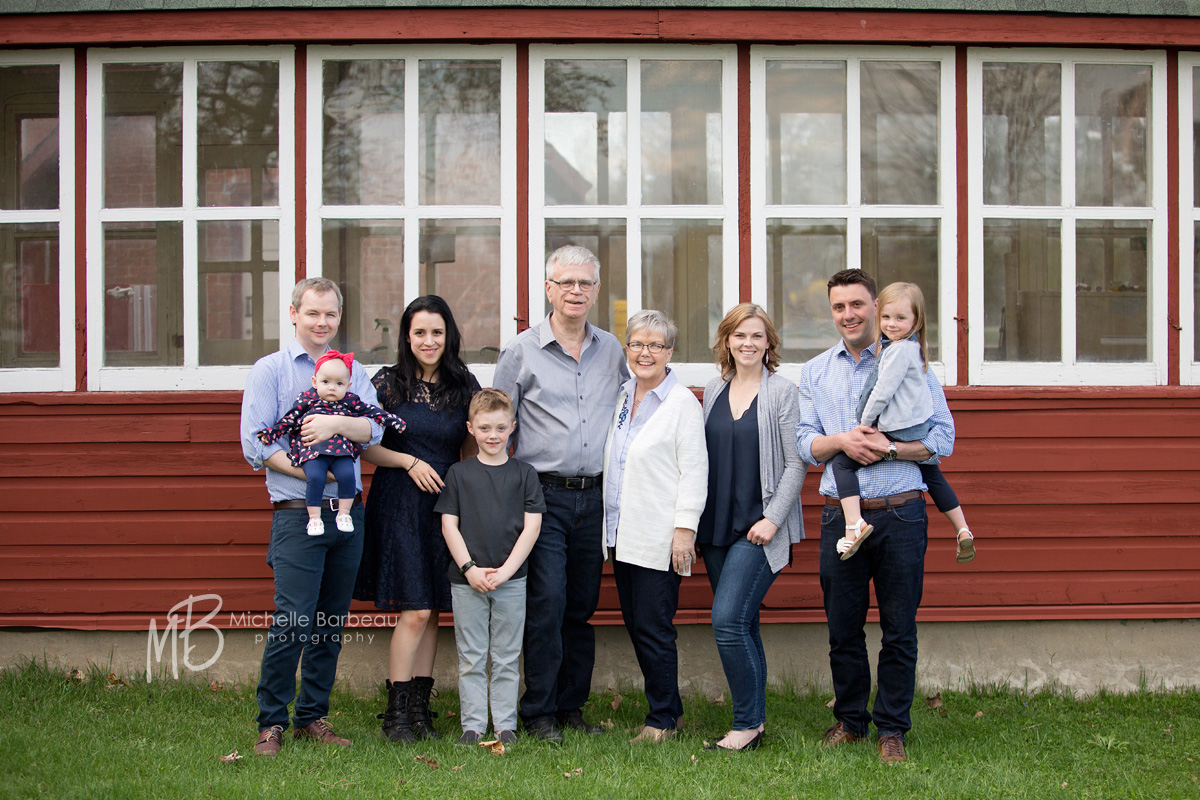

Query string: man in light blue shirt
796 269 954 764
239 277 383 756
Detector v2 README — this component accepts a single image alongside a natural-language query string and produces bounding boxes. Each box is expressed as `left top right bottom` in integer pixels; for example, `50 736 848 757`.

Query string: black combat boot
409 676 440 740
379 679 417 743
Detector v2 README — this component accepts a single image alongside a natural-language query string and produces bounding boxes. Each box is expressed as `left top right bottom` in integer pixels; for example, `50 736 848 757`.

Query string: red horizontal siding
2 390 1198 630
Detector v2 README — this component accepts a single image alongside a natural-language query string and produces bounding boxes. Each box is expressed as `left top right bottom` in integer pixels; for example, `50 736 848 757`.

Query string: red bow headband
315 349 354 375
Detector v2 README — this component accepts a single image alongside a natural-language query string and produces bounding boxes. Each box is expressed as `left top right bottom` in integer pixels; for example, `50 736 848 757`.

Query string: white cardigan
601 381 709 572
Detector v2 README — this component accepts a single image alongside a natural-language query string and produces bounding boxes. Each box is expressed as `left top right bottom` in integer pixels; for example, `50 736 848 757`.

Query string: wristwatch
883 441 898 461
458 560 477 575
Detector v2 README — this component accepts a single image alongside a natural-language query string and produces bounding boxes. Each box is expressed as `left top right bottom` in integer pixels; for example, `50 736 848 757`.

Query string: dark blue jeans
613 559 683 730
255 504 364 731
302 455 356 508
519 483 604 723
819 497 927 740
701 538 778 730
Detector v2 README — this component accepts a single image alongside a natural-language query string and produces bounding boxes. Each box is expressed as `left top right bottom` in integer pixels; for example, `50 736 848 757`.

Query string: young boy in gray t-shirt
435 389 544 745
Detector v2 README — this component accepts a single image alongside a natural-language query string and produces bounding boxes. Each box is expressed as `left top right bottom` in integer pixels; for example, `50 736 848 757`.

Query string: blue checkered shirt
796 339 954 499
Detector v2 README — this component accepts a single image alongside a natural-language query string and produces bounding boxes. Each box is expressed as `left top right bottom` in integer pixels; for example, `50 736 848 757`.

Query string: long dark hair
387 295 475 408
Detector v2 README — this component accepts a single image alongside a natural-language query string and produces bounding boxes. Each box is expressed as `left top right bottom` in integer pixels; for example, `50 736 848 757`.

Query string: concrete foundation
3 619 1197 696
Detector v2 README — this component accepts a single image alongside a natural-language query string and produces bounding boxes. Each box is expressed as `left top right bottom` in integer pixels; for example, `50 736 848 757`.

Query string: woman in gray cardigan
698 303 807 751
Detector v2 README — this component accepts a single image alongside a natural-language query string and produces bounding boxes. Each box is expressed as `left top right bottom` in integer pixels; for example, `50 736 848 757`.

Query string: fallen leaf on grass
599 719 615 729
1062 782 1069 788
610 694 623 711
451 765 464 773
217 750 243 763
105 673 127 691
563 768 583 778
690 755 697 763
925 693 943 710
414 755 439 769
1022 723 1043 730
711 693 725 705
479 740 505 756
974 711 984 718
69 668 88 684
825 698 836 708
445 711 457 718
209 680 224 692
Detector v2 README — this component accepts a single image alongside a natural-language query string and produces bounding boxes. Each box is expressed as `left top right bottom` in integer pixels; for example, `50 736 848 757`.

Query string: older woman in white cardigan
698 303 806 751
602 309 708 744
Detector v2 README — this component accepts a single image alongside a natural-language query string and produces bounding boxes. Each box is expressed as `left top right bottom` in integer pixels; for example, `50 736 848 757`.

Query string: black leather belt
273 493 363 511
538 473 601 490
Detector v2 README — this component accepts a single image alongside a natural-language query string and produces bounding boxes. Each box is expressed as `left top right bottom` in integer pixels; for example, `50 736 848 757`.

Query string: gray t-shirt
434 457 546 586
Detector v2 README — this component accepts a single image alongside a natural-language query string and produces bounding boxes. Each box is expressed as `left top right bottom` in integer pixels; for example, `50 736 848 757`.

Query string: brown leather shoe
293 717 351 746
878 733 907 763
254 725 284 757
820 721 863 748
629 725 676 744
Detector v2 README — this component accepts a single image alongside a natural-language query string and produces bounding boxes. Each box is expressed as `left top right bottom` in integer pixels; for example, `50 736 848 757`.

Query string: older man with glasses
493 245 630 743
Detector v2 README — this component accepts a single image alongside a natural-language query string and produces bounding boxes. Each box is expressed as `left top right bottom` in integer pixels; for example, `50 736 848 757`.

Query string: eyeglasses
547 278 598 291
627 341 667 354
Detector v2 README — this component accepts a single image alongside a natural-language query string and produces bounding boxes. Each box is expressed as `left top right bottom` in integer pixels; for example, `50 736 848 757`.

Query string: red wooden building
2 1 1199 643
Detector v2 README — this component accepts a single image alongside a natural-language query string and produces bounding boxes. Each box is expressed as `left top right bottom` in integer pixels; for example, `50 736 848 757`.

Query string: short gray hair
291 277 343 310
545 245 601 282
626 309 677 350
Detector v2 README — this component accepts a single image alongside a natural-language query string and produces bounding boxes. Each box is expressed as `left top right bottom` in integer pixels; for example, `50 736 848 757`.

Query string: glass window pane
198 220 279 365
103 221 183 366
641 60 722 206
1076 220 1148 362
765 218 843 362
545 218 627 336
982 62 1061 206
544 60 627 206
1 65 59 211
765 61 846 206
419 219 501 362
197 61 280 208
861 61 939 205
323 60 405 206
1194 68 1200 208
0 223 59 367
861 218 940 362
322 219 404 364
419 60 501 205
641 218 721 362
983 219 1061 362
103 63 183 209
1075 64 1150 208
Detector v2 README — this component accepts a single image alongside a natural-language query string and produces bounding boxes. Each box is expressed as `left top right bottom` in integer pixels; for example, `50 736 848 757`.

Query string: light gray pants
450 577 526 734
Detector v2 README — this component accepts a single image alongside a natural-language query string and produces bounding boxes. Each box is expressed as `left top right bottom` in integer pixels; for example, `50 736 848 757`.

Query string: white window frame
86 46 295 391
1180 54 1200 385
750 45 958 386
967 48 1168 386
308 45 517 387
0 50 76 393
530 44 739 388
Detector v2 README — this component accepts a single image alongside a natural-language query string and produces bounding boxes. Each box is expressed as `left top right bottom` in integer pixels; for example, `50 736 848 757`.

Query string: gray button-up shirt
492 316 630 477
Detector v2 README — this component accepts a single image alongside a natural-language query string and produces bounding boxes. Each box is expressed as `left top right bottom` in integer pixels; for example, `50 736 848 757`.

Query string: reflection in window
2 65 59 211
103 221 183 366
544 60 627 206
322 219 404 365
861 219 940 362
545 219 627 337
1075 64 1150 208
197 61 280 207
323 60 405 206
0 225 59 368
861 61 939 205
983 219 1062 362
1076 221 1148 362
103 63 183 209
419 60 501 205
641 60 722 206
198 219 279 365
982 62 1061 206
765 219 842 362
418 219 501 362
766 62 846 206
641 219 722 361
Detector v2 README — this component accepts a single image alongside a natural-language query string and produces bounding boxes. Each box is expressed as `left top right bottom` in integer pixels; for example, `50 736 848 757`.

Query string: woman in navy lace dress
356 295 479 744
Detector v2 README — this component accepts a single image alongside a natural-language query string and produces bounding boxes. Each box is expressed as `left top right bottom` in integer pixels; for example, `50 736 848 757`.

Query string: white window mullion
626 57 643 315
1061 215 1078 366
1181 58 1197 380
1060 61 1076 368
749 53 767 305
721 52 739 311
305 49 324 294
499 48 519 346
846 57 862 215
1150 55 1169 385
181 60 199 369
85 51 105 391
528 53 549 328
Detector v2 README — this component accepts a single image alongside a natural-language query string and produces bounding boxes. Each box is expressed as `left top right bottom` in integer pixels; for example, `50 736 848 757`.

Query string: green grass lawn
2 662 1197 800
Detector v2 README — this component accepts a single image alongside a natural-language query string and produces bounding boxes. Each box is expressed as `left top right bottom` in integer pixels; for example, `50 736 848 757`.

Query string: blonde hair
876 282 929 371
712 303 781 380
469 388 514 421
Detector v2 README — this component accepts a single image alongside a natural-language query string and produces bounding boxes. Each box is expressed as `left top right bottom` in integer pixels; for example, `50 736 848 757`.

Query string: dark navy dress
697 390 764 547
353 369 480 611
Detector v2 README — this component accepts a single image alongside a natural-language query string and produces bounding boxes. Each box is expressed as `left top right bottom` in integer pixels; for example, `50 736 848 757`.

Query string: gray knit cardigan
702 367 808 574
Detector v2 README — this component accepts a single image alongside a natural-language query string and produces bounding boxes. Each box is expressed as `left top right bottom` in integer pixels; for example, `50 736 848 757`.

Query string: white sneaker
335 514 354 533
306 518 325 536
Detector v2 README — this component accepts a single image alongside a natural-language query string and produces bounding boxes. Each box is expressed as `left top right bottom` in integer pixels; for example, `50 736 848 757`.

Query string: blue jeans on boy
520 482 604 724
255 503 364 731
700 538 778 730
819 497 927 740
302 455 356 508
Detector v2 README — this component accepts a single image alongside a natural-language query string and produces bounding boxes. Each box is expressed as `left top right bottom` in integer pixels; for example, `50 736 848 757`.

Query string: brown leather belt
824 490 923 510
273 493 363 512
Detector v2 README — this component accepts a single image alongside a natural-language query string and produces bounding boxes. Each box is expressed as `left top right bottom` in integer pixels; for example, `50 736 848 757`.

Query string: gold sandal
956 529 976 564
